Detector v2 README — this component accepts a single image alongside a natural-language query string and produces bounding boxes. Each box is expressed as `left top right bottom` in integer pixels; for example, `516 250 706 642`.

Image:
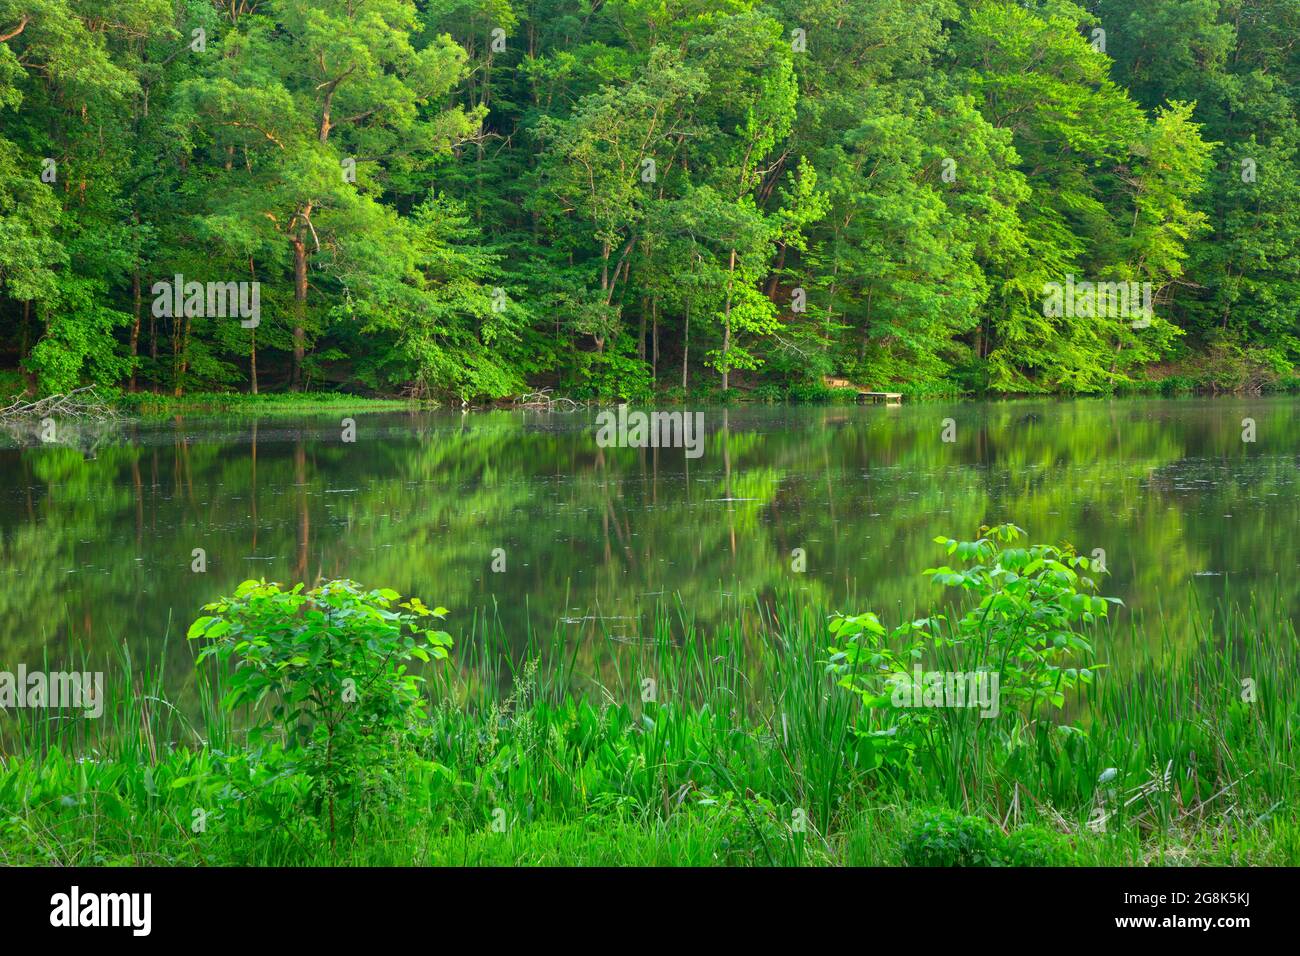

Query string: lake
2 396 1296 692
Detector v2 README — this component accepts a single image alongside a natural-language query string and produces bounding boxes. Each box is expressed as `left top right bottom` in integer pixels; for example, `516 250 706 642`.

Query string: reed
1 587 1295 866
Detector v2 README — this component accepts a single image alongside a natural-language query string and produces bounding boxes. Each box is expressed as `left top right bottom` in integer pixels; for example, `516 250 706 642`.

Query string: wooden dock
822 376 903 404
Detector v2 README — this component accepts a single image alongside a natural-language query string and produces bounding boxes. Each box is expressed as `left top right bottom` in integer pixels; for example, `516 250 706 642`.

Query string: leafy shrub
1001 825 1072 866
901 809 1000 867
1159 375 1197 395
827 525 1114 773
189 579 452 833
1116 377 1163 395
565 346 653 401
786 382 837 403
902 811 1073 866
1185 342 1288 394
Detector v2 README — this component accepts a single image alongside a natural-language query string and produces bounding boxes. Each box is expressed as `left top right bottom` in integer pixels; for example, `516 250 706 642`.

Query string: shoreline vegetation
2 378 1298 428
86 375 1300 417
2 529 1295 867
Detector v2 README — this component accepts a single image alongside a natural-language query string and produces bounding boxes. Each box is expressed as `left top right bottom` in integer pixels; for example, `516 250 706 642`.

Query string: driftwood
0 386 118 423
515 388 583 411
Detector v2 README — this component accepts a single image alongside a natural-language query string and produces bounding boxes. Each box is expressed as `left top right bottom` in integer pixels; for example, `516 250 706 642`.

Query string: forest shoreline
19 369 1281 421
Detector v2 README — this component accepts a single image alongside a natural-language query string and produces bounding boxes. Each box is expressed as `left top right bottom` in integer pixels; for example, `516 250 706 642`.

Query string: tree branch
0 14 30 43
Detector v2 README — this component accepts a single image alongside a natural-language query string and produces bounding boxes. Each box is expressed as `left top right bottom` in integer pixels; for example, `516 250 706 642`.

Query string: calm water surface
1 397 1296 685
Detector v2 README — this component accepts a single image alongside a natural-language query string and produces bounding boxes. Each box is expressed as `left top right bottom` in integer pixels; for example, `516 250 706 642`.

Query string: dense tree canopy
1 0 1296 399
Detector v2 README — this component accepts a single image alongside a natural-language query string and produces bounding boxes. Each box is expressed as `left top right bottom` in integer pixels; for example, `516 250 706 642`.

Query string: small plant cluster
690 792 789 866
901 809 1072 867
188 579 452 835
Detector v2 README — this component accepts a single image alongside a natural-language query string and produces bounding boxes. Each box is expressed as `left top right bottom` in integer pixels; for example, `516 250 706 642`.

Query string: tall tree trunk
638 296 647 361
682 299 690 391
651 297 659 383
172 312 191 397
180 314 192 394
596 241 612 354
129 265 141 392
249 256 258 394
171 314 182 396
721 247 736 391
149 293 158 369
292 237 308 390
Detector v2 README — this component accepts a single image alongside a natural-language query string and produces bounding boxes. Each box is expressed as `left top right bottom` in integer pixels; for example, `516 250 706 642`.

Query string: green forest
1 0 1298 402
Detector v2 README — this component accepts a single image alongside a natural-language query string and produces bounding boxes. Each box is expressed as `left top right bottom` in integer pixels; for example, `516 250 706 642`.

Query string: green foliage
923 524 1113 711
187 578 452 832
0 0 1295 398
828 525 1114 779
901 809 1001 867
1183 340 1291 394
785 382 839 403
900 810 1074 867
564 341 654 401
832 524 1112 709
24 279 133 394
689 792 787 866
2 584 1297 865
1001 825 1072 867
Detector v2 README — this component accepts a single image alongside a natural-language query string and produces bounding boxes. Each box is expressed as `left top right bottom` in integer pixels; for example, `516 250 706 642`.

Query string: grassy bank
2 611 1294 865
2 536 1296 867
6 371 1295 422
115 374 1300 413
112 391 431 417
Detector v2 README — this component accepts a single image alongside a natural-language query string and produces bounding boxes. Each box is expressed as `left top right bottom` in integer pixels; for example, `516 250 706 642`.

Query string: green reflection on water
1 397 1295 700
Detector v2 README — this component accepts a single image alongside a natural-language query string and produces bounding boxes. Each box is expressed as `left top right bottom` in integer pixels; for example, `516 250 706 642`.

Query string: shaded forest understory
2 1 1299 403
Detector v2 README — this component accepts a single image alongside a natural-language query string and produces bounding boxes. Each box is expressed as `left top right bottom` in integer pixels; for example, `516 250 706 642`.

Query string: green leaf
187 616 215 639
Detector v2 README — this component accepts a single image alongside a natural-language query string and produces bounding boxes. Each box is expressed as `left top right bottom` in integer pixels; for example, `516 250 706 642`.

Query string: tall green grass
114 390 427 417
1 589 1295 865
